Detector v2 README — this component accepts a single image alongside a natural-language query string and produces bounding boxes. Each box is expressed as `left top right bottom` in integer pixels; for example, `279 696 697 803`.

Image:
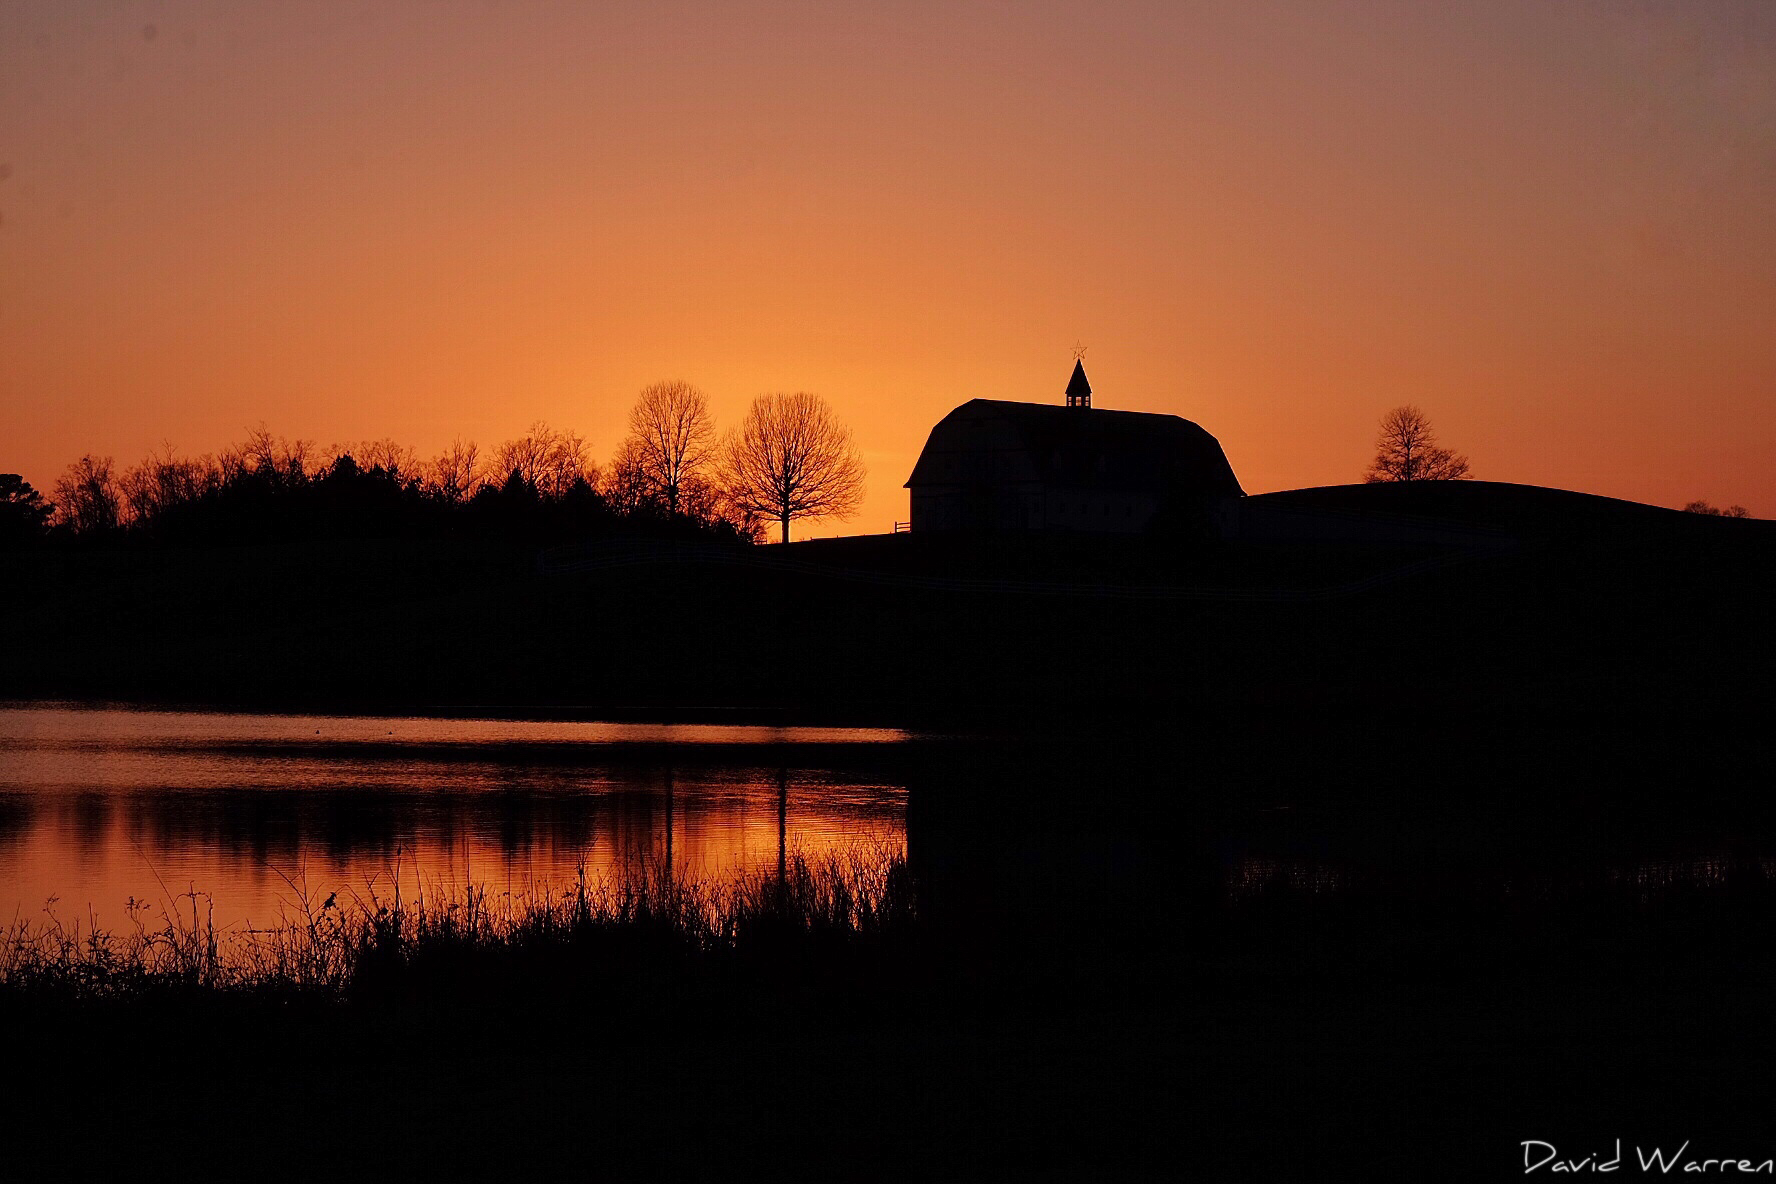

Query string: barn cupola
1065 358 1092 409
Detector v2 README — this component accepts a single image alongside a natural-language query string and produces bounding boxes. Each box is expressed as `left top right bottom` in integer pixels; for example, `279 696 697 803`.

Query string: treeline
0 423 745 549
0 383 868 548
1683 500 1751 518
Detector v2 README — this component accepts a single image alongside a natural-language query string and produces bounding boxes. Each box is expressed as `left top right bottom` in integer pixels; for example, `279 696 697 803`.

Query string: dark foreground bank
10 854 1776 1182
9 722 1776 1182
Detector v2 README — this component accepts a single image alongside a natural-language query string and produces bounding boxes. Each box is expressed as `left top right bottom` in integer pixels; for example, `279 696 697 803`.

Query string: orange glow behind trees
3 2 1774 527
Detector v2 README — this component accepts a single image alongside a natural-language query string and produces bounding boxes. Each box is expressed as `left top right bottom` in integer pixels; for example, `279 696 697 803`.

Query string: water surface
0 706 910 932
7 705 1773 942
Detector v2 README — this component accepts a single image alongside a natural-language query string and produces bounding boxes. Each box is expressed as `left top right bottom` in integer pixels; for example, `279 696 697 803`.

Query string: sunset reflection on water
0 706 909 932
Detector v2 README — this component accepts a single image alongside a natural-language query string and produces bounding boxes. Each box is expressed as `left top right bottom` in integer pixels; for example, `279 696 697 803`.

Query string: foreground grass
12 842 1776 1180
0 844 915 1006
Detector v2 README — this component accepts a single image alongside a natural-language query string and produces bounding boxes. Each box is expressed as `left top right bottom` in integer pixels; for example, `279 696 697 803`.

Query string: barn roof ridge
904 397 1243 496
957 396 1202 426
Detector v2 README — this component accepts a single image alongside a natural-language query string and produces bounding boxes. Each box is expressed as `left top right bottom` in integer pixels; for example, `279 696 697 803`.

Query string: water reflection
0 706 908 930
6 705 1776 939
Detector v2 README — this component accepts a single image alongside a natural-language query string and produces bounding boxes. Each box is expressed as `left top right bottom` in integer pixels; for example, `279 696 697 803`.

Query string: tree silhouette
1365 406 1471 483
721 392 866 543
120 445 213 525
228 428 314 490
1683 500 1750 518
618 381 716 517
53 455 122 533
602 436 654 517
23 421 764 546
339 438 424 486
0 474 53 543
431 439 481 504
491 422 594 499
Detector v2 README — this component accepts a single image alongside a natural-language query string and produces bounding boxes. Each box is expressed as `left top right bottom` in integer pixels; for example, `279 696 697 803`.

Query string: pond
0 705 910 932
4 704 1771 942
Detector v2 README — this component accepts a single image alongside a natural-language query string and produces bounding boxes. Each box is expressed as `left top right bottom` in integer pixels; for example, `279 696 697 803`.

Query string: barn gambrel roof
905 399 1243 497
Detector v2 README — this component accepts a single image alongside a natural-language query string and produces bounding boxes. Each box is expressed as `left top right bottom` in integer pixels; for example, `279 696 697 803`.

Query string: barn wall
911 485 1045 532
1042 490 1157 534
905 400 1244 535
913 486 1171 534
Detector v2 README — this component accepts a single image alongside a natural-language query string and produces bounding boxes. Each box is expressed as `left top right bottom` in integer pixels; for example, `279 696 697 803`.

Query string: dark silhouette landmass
4 479 1775 1180
2 480 1768 724
1250 478 1706 534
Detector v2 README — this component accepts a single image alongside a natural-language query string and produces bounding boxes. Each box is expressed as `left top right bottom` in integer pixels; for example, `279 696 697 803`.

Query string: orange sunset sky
3 0 1773 531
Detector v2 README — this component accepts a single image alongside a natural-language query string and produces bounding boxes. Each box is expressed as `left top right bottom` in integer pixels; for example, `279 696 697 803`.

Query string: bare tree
721 392 866 543
491 421 594 499
350 438 425 485
1365 406 1471 483
601 435 653 516
675 471 734 526
607 433 748 532
618 381 716 516
119 444 214 525
1683 500 1750 518
430 439 481 503
239 427 316 486
53 455 122 534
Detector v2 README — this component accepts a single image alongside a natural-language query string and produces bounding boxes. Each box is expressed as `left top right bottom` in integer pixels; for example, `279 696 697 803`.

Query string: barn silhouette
904 360 1243 534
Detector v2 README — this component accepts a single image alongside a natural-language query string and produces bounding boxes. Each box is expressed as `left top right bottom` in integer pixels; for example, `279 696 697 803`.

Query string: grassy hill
1247 479 1765 539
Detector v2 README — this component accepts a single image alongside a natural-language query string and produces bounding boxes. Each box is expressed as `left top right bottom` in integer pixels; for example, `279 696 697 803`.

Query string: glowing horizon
4 1 1774 530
